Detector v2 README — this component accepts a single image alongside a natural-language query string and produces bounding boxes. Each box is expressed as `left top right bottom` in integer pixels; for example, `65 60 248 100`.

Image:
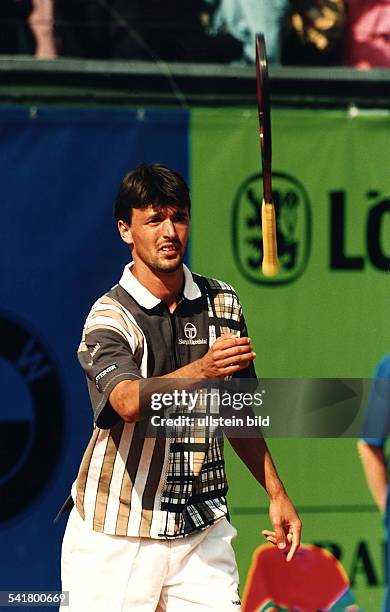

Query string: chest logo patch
184 322 197 340
179 322 207 346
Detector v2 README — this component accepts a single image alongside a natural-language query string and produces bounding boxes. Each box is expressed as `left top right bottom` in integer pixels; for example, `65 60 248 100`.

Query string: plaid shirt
74 263 254 538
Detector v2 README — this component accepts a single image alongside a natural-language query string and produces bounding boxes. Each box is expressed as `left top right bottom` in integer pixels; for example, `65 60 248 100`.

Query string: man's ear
117 220 133 245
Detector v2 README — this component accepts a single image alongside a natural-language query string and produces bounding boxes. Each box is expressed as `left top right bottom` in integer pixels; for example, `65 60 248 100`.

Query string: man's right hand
198 333 256 378
110 334 256 422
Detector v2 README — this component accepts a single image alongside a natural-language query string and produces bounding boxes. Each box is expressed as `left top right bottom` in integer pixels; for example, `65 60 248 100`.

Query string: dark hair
114 163 191 224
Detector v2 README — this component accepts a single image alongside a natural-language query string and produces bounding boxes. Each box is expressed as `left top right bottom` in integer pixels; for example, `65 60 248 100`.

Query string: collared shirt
74 263 254 538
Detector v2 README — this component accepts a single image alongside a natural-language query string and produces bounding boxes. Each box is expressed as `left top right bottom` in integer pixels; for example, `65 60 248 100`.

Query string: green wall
191 108 390 610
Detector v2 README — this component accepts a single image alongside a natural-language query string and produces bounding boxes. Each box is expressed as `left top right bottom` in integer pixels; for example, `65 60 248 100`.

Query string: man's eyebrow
143 207 188 219
146 209 164 218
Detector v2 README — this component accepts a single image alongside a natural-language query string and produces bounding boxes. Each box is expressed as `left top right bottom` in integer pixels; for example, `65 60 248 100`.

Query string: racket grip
261 200 279 277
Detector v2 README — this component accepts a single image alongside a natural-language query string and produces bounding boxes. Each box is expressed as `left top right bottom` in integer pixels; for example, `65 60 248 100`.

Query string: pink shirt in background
344 0 390 68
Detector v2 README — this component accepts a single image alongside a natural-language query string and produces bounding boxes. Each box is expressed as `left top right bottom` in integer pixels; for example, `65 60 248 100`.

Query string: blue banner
0 106 189 592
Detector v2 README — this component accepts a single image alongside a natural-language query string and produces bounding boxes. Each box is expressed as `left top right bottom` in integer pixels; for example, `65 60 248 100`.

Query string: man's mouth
159 243 179 254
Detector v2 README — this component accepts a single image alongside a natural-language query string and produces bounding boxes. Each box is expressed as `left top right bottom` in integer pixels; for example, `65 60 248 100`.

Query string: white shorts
61 508 241 611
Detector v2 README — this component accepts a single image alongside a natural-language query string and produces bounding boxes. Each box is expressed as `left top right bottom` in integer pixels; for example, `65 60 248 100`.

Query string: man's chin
153 257 183 274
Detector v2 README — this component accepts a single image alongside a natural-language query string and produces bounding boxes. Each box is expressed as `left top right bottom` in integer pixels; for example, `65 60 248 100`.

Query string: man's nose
162 219 177 237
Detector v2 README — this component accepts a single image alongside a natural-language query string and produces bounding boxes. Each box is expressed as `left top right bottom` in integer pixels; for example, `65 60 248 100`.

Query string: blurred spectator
344 0 390 68
55 0 243 63
207 0 289 63
281 0 346 65
28 0 56 58
28 0 57 59
358 354 390 612
0 0 34 55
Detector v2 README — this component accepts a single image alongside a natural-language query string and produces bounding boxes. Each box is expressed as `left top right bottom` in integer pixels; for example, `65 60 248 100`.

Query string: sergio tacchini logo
179 323 207 346
184 323 197 340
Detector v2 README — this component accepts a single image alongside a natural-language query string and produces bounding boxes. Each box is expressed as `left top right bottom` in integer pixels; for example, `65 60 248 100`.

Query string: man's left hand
262 493 302 562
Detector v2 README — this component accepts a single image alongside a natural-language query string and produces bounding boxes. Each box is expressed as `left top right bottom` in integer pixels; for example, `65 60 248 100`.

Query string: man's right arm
357 440 388 512
109 333 256 422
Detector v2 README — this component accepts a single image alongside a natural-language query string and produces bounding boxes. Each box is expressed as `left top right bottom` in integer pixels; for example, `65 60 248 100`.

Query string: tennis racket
256 33 279 277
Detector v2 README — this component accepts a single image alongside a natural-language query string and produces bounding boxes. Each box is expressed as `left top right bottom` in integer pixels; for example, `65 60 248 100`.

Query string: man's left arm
227 436 301 561
225 295 302 561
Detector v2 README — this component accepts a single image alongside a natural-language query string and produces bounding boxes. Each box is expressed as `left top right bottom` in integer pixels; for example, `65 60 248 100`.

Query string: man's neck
131 262 184 313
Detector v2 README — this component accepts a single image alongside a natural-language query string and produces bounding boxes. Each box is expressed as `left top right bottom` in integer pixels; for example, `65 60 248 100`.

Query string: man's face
119 204 190 274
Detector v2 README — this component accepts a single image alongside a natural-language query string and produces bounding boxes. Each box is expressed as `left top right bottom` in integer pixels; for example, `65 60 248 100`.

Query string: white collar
118 262 201 309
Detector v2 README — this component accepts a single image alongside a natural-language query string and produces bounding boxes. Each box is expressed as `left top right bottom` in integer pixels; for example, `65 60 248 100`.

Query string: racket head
255 33 272 203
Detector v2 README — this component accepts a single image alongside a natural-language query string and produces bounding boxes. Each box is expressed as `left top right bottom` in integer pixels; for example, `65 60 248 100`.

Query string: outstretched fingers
286 523 301 562
261 530 293 546
261 521 301 562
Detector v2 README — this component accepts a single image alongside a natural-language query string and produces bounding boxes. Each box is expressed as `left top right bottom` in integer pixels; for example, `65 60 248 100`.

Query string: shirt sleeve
361 354 390 445
78 315 143 429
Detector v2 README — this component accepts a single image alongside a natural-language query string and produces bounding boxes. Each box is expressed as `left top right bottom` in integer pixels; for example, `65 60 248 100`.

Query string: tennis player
358 354 390 612
61 163 302 611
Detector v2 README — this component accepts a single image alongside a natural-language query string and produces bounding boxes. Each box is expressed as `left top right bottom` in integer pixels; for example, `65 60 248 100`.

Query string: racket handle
261 199 279 277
